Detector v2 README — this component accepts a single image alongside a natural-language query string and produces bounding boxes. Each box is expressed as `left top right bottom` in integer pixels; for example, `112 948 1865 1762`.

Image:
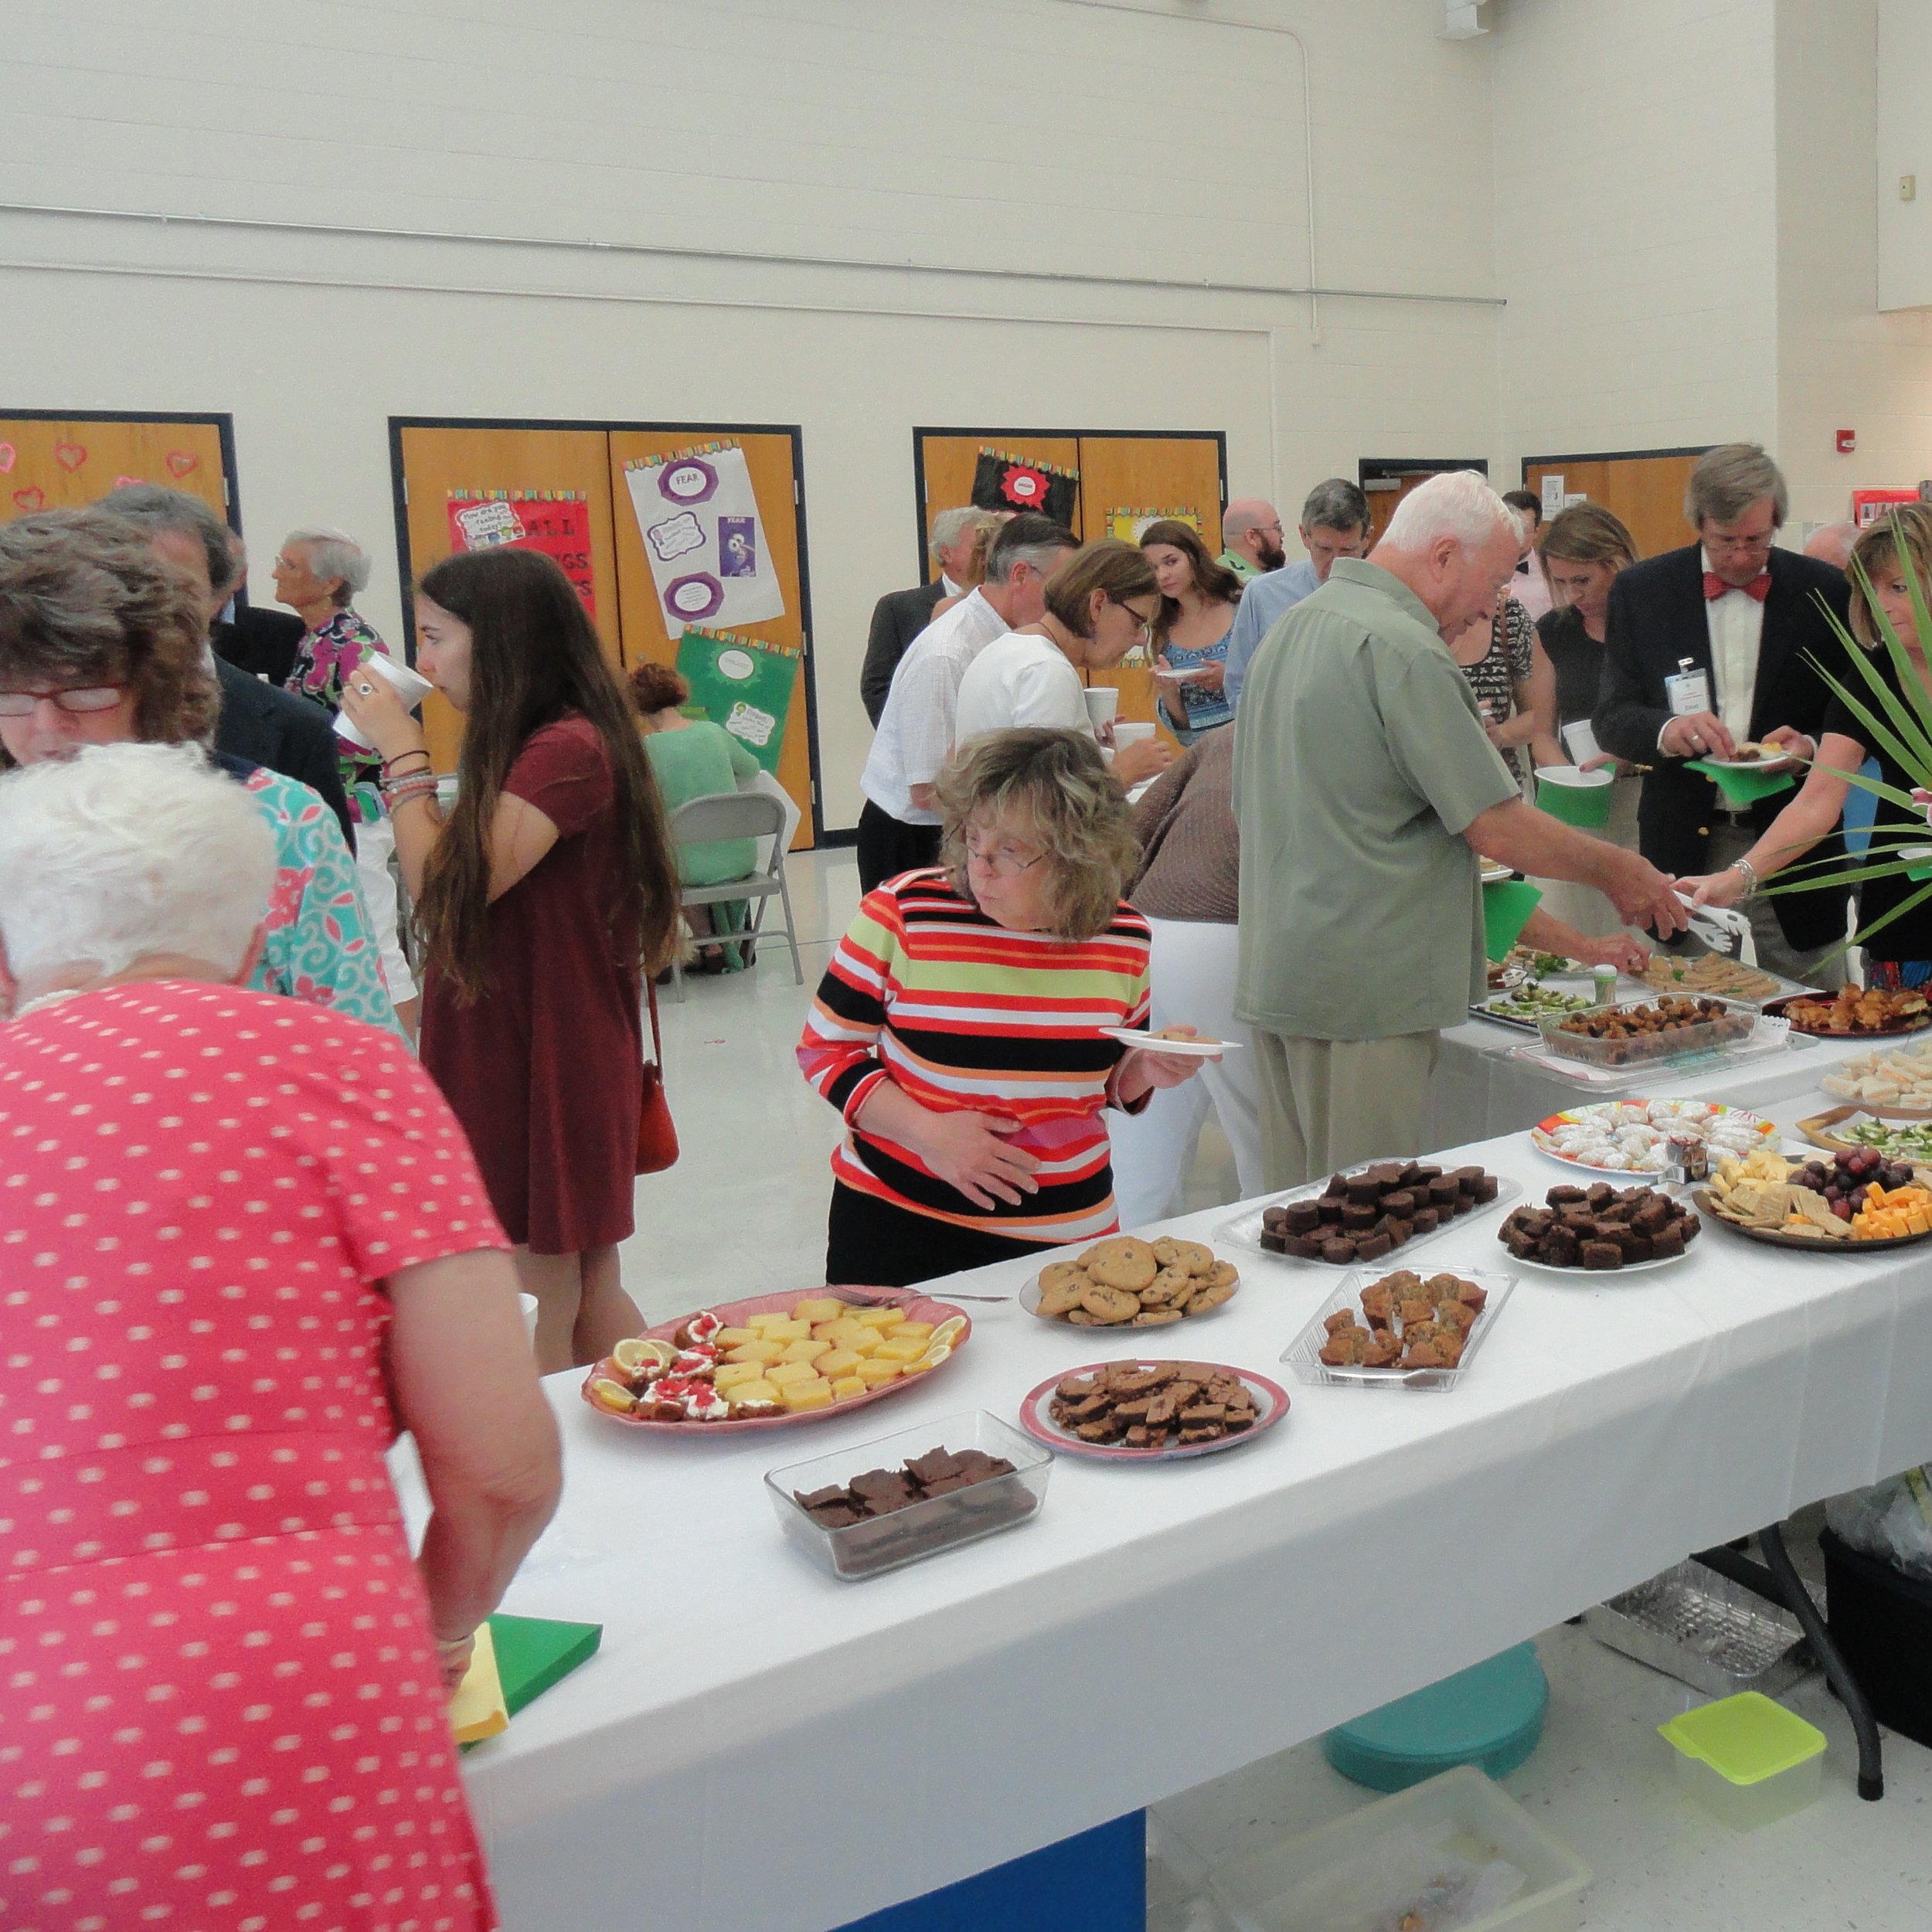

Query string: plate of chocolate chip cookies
1021 1233 1240 1328
1019 1358 1290 1461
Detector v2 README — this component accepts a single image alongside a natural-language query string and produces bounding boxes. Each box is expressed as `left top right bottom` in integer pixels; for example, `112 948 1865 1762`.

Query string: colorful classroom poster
446 492 597 618
971 447 1078 527
1104 507 1202 543
673 627 801 777
624 444 785 630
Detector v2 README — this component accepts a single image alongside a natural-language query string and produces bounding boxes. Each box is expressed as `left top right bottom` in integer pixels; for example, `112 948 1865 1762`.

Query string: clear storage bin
1538 994 1757 1069
1206 1764 1591 1932
1658 1691 1825 1832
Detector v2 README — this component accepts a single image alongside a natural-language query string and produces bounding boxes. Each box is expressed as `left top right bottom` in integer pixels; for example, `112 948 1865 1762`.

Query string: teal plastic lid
1324 1643 1549 1792
1659 1691 1825 1786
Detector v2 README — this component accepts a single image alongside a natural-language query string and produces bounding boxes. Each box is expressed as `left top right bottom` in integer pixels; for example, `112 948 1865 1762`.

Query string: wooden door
393 424 622 768
608 430 815 849
1522 452 1706 563
1359 461 1489 548
0 415 230 524
1075 435 1228 743
914 434 1082 575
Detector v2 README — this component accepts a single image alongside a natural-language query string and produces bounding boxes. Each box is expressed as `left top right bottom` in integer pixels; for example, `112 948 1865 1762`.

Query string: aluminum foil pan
1583 1559 1818 1699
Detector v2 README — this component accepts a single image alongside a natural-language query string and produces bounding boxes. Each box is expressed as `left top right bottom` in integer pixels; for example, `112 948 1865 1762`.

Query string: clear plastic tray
1279 1267 1517 1392
1219 1162 1522 1270
1536 994 1759 1069
763 1410 1049 1581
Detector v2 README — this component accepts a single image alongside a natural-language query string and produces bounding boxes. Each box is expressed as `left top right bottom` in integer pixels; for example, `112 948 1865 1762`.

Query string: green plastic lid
1658 1691 1825 1785
1324 1643 1549 1792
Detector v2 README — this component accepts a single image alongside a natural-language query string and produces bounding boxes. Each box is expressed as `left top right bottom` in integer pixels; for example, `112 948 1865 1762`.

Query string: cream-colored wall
1490 0 1781 482
1777 0 1932 526
0 0 1506 832
1877 0 1932 312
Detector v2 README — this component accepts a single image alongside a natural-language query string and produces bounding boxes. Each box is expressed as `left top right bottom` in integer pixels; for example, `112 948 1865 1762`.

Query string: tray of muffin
1219 1158 1515 1269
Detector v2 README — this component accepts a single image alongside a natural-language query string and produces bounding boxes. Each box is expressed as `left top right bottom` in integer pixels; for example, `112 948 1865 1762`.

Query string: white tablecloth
425 1087 1932 1932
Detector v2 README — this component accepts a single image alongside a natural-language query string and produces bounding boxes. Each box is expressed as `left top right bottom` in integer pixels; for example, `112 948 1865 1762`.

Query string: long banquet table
433 1036 1932 1932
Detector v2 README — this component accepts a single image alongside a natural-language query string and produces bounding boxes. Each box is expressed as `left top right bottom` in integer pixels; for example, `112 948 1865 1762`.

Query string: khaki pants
1251 1030 1441 1190
1696 823 1848 991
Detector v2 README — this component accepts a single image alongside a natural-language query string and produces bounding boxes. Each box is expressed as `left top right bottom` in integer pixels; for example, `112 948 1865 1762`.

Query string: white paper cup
1083 686 1121 730
334 653 437 752
1561 719 1601 766
518 1292 539 1345
1112 721 1156 749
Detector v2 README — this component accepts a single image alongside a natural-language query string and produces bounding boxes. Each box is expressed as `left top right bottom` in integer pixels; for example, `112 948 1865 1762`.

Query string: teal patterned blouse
235 763 404 1039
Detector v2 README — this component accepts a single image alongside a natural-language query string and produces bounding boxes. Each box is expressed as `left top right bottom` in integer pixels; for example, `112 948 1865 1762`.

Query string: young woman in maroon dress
343 550 679 1373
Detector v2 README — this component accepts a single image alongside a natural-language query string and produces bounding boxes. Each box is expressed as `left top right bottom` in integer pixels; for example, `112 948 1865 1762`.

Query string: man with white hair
1216 496 1287 583
273 526 420 1032
1233 471 1685 1185
859 507 995 724
1802 521 1859 571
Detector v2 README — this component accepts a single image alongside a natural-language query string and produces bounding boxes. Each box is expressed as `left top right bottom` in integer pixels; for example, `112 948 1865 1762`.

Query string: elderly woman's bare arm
386 1248 562 1664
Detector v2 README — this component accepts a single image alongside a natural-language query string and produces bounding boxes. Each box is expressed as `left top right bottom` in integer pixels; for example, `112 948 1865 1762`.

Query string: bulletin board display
608 430 815 849
912 430 1228 748
1520 450 1709 564
391 418 819 846
392 424 625 774
0 413 232 526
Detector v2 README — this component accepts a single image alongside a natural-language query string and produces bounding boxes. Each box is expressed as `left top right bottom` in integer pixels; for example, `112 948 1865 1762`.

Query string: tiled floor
628 847 1932 1930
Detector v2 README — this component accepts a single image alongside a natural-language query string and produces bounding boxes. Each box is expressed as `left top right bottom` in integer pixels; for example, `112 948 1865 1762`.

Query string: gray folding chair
665 791 805 1002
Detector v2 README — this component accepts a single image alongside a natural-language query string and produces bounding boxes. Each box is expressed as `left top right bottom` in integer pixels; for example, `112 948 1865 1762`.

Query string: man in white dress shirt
1222 479 1372 710
855 514 1078 893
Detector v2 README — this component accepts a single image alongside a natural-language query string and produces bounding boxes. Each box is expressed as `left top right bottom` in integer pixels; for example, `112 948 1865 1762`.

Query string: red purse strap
645 978 665 1069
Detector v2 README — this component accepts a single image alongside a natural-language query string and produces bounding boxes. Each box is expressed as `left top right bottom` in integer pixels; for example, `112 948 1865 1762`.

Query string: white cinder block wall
0 0 1501 829
1489 0 1781 474
3 0 1932 822
1779 0 1932 529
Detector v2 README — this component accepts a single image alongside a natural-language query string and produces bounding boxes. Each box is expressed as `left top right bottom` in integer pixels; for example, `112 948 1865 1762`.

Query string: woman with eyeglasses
953 539 1175 786
798 729 1206 1287
0 509 400 1033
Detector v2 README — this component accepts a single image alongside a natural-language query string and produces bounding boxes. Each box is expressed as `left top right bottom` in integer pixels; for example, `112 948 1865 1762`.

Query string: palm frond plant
1753 518 1932 957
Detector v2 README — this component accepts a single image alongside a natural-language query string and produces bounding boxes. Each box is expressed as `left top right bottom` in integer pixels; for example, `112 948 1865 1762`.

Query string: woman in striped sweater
799 729 1208 1287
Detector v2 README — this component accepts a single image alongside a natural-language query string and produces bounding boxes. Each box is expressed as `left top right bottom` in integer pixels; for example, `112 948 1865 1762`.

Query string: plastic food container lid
1658 1691 1826 1785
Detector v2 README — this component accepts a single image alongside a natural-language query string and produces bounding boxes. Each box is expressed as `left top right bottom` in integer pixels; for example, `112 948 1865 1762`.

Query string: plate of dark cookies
1019 1358 1290 1462
1498 1182 1700 1273
1219 1159 1516 1268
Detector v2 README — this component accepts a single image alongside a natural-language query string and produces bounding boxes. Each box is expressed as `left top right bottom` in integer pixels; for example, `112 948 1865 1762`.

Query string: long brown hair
1138 519 1243 648
414 549 679 996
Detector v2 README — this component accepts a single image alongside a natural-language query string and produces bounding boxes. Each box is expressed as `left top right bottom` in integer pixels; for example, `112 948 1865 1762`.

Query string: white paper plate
1705 753 1795 772
1100 1029 1239 1057
1507 1247 1696 1278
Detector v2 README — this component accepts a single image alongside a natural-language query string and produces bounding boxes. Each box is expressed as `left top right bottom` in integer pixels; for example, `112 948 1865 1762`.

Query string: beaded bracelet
1726 856 1759 898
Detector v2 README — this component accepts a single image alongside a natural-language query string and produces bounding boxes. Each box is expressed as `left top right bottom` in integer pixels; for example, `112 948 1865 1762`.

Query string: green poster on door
672 626 801 777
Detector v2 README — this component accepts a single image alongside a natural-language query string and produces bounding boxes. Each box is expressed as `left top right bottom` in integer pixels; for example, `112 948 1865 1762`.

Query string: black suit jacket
1593 543 1852 951
213 606 304 687
213 655 356 850
859 580 947 725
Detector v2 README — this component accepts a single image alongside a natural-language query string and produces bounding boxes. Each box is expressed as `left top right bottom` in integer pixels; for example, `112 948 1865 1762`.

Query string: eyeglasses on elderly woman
0 682 130 716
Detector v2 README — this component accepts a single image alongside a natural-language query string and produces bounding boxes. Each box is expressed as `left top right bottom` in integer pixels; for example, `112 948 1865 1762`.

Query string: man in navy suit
1594 444 1850 985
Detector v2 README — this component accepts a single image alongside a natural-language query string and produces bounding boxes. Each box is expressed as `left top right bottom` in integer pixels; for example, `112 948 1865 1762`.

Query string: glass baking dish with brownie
1219 1158 1517 1268
1536 993 1759 1069
764 1411 1050 1581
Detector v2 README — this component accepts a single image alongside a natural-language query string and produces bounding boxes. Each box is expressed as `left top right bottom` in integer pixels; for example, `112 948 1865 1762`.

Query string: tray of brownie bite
1218 1158 1518 1269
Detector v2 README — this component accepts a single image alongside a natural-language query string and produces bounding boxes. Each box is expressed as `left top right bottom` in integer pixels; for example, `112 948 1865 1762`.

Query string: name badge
1665 667 1712 716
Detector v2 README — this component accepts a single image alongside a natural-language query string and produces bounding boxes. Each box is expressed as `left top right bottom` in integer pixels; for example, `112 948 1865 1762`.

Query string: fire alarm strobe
1838 429 1857 454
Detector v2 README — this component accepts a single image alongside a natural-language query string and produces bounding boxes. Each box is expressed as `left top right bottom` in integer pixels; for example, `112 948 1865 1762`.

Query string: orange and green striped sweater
797 869 1152 1246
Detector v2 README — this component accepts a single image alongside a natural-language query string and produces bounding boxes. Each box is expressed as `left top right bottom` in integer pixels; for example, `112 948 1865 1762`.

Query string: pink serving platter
579 1286 971 1435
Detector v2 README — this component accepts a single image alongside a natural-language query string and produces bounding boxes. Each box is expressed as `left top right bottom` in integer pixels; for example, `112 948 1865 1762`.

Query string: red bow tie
1704 570 1770 602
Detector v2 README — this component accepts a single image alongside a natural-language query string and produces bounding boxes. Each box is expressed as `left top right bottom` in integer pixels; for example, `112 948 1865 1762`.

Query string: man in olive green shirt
1232 473 1684 1186
1218 497 1287 583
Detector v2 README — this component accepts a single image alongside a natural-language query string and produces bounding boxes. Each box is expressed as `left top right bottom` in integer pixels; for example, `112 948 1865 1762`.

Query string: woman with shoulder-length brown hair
798 727 1208 1288
343 547 680 1372
1140 518 1243 743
